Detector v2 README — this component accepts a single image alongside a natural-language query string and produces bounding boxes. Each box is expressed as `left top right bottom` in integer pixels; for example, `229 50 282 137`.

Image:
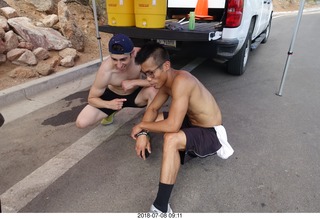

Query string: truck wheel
262 16 272 44
227 20 254 76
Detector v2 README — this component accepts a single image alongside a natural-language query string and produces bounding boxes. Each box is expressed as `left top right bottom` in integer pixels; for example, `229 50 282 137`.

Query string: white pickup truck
100 0 273 75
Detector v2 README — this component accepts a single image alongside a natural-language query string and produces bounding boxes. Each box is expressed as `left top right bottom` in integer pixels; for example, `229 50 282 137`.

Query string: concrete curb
0 59 102 108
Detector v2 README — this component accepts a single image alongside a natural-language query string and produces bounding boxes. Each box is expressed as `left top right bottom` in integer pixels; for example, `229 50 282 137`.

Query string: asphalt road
1 10 320 214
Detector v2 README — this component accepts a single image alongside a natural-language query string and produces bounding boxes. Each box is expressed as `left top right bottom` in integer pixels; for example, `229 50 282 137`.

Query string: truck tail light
225 0 244 28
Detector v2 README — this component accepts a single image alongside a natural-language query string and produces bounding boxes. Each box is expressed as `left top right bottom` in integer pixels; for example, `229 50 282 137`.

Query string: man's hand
108 98 127 110
131 124 151 160
135 135 151 160
131 124 143 140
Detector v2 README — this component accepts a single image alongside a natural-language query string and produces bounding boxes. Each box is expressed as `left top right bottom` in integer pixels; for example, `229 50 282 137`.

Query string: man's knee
163 133 180 152
76 116 89 129
76 122 84 129
76 105 102 128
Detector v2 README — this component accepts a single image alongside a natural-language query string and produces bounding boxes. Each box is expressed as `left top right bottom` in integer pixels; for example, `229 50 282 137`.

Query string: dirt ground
0 0 318 91
0 0 112 91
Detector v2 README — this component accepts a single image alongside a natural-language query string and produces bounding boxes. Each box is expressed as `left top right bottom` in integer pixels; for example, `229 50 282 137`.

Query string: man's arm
87 60 126 110
131 88 169 139
121 77 152 92
131 88 169 159
131 76 190 160
132 75 190 136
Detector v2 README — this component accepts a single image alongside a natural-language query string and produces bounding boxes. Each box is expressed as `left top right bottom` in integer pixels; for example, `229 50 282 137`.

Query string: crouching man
76 34 158 128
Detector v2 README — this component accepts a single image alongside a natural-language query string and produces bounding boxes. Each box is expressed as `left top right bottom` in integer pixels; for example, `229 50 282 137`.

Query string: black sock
153 182 174 212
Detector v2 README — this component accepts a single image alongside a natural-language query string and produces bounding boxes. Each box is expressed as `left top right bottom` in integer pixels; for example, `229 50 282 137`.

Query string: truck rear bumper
215 38 239 59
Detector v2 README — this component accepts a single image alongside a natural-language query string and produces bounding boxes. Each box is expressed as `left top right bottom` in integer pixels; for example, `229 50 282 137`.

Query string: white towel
214 125 234 159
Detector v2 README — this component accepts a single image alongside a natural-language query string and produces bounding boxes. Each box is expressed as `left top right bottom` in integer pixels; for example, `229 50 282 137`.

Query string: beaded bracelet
135 130 150 139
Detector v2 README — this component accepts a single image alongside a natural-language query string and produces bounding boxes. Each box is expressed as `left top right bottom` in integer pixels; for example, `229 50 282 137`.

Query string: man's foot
150 204 173 213
100 112 117 126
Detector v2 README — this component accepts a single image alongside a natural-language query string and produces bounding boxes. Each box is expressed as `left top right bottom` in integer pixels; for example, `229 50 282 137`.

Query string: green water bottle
188 11 195 30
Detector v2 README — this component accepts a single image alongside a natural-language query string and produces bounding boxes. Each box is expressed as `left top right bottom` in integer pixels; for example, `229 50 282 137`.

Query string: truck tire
227 19 255 76
262 16 272 44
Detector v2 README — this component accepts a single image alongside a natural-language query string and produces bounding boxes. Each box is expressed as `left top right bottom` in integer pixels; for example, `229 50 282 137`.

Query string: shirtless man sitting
131 42 234 213
76 34 157 128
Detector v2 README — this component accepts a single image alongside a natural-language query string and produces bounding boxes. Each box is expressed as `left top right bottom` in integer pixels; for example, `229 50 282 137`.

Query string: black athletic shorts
163 112 222 165
98 87 146 115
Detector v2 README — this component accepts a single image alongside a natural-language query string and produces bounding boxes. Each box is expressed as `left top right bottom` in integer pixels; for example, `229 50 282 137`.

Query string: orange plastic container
106 0 135 26
134 0 167 28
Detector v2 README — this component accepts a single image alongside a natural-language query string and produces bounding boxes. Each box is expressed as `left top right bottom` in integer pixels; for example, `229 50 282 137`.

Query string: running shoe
149 204 173 213
100 111 117 126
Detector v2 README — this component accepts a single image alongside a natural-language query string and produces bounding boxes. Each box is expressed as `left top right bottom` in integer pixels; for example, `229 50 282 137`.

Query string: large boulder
0 38 5 53
4 30 19 52
0 15 9 31
7 16 72 51
57 1 85 52
24 0 55 12
0 6 18 19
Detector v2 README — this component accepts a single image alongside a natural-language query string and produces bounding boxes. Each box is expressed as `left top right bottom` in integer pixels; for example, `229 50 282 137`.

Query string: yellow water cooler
106 0 135 26
134 0 167 28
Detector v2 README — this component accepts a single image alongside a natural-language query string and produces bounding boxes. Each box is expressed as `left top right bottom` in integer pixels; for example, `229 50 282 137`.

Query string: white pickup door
252 0 273 37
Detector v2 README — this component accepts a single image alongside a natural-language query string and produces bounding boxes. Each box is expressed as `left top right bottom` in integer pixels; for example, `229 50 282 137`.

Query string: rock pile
0 0 87 77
